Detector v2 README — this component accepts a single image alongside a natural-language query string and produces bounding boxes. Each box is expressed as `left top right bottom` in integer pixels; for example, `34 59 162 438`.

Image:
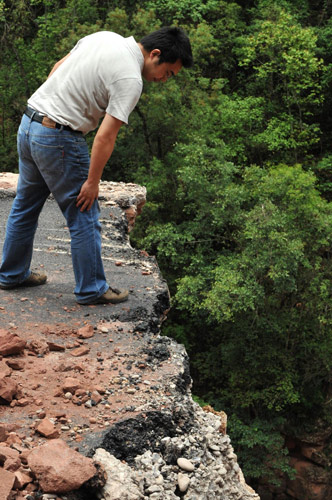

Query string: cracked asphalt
0 194 169 333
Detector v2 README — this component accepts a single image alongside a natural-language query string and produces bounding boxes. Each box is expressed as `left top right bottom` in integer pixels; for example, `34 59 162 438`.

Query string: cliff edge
0 172 259 500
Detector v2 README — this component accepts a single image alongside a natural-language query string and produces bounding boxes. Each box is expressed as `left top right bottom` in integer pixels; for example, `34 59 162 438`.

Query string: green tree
135 136 332 481
235 7 324 163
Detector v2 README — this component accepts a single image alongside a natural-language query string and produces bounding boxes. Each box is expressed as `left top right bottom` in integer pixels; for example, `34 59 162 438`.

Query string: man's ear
150 48 161 59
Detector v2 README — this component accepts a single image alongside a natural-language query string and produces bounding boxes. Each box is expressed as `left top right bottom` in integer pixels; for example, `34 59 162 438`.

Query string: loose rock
62 377 81 395
5 359 25 370
0 445 21 471
178 472 190 492
70 346 90 357
0 360 12 378
0 331 26 356
0 376 17 403
27 438 97 493
177 457 195 472
36 418 60 439
0 468 15 499
77 325 94 339
14 469 33 489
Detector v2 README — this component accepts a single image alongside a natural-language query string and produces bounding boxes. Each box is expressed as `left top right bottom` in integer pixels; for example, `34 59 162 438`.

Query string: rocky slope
0 173 259 500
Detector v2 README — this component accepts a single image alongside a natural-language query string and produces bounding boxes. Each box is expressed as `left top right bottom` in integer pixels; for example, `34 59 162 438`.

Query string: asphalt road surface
0 195 169 333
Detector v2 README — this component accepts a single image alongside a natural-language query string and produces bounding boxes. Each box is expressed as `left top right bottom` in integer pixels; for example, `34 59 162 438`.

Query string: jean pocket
31 140 65 176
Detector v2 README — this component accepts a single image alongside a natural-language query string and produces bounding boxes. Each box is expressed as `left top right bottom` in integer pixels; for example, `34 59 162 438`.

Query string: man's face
142 49 182 82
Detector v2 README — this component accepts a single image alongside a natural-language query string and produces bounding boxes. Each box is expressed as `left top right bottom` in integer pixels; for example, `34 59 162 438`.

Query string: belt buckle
41 116 57 129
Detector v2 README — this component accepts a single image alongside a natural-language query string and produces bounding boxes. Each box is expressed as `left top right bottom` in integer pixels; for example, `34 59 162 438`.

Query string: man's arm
76 113 123 212
48 53 71 78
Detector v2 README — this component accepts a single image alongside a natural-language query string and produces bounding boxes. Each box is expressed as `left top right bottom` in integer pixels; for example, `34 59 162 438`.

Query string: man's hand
75 114 123 212
76 180 99 212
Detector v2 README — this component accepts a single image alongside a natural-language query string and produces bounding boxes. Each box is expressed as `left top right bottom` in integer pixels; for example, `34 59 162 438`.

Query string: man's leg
63 199 110 303
54 137 128 304
32 130 110 303
0 116 50 286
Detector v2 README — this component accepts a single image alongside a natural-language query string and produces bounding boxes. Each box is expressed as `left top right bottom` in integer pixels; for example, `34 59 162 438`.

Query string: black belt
24 107 81 134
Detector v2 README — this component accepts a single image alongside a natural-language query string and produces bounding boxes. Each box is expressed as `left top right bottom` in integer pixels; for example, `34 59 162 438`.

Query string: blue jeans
0 113 109 303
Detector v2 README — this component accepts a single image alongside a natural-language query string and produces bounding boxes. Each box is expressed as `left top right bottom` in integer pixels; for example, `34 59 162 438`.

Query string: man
0 27 193 305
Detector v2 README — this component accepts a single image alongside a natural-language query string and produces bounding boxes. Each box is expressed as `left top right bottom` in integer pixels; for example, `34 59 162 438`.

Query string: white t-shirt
28 31 144 134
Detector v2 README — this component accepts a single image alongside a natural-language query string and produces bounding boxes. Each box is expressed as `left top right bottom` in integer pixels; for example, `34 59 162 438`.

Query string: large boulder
27 439 97 493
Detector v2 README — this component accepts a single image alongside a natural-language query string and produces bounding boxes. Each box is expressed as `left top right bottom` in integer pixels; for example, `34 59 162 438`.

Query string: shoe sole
78 296 129 305
94 296 129 304
77 290 129 305
0 280 47 290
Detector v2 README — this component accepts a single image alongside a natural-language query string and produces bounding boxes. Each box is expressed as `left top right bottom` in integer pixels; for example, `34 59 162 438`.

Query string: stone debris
93 448 144 499
0 445 21 471
0 399 260 500
13 469 33 489
0 331 26 356
0 467 15 499
5 358 25 370
47 342 66 352
77 325 95 339
36 418 60 439
0 424 18 443
99 180 146 232
0 376 18 403
177 457 195 472
202 405 227 435
70 345 90 357
27 438 97 493
0 333 260 500
90 403 259 500
0 360 12 378
27 339 49 356
61 377 82 395
178 472 190 492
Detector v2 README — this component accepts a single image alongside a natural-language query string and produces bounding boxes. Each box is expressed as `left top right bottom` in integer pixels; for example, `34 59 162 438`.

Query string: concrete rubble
0 172 259 500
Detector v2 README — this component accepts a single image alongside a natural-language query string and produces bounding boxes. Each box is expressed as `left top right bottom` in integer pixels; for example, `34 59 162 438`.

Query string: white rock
177 457 195 472
147 484 162 494
177 473 190 492
218 465 227 475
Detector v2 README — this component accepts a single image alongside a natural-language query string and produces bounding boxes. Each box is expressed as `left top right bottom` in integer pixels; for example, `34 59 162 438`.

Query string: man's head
139 26 193 82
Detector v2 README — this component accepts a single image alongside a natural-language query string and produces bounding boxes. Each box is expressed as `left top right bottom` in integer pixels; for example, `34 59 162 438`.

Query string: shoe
80 287 129 305
0 271 47 290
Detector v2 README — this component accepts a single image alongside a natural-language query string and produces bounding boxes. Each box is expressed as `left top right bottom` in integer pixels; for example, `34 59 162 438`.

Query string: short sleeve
106 78 143 124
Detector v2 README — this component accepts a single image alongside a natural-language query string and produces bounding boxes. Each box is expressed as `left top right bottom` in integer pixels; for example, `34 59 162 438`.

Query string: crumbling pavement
0 173 259 500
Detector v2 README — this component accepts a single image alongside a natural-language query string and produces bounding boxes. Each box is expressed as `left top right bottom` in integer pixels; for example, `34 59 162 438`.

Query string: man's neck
137 42 149 60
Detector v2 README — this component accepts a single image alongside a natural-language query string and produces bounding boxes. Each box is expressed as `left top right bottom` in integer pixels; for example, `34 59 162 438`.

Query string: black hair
140 26 193 68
